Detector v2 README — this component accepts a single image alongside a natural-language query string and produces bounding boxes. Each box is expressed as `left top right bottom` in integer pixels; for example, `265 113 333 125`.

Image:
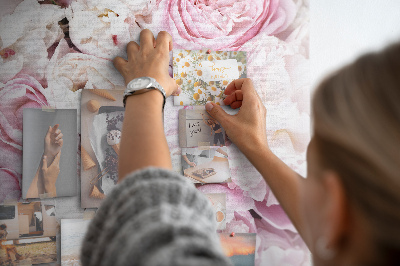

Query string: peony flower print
0 74 48 203
166 0 297 50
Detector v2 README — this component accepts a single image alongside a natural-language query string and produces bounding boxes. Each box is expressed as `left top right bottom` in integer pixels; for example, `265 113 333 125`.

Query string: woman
0 224 23 263
81 29 400 265
201 113 224 146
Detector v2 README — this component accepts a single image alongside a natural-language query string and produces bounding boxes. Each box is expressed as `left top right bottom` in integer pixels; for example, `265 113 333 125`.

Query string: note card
173 49 247 106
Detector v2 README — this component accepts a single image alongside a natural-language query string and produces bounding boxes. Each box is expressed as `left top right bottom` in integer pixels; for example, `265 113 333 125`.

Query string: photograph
17 202 57 239
80 89 125 208
182 146 231 183
22 108 77 199
205 193 227 230
179 109 226 148
61 219 92 266
0 205 19 240
173 49 247 106
0 236 57 265
219 233 256 266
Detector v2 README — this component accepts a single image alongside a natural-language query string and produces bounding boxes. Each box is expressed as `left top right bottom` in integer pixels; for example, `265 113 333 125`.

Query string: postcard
22 108 77 199
173 49 247 106
61 219 92 266
179 109 226 148
182 147 231 183
80 89 125 208
219 233 256 266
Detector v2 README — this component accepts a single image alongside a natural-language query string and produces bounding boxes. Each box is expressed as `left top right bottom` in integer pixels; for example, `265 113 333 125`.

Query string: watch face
130 77 151 90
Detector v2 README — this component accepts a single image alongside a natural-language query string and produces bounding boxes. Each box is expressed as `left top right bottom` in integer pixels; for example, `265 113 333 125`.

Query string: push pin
206 49 212 54
230 232 235 237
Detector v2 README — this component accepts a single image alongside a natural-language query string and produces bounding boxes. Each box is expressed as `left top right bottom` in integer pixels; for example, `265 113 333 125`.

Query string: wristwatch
123 77 166 109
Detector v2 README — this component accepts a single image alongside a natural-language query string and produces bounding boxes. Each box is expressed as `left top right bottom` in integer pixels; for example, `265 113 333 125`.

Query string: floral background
0 0 311 265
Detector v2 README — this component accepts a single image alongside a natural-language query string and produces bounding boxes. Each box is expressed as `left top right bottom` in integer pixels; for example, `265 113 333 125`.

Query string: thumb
205 102 230 127
52 151 61 166
42 156 48 171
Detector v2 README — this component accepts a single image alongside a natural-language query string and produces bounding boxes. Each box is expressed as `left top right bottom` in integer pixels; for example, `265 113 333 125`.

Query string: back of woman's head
312 42 400 264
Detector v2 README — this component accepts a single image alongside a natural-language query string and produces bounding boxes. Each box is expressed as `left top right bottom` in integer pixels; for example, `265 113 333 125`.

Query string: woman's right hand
44 124 63 165
205 78 268 155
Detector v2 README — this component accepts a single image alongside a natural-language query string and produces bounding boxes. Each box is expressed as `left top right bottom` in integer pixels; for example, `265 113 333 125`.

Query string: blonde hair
312 42 400 263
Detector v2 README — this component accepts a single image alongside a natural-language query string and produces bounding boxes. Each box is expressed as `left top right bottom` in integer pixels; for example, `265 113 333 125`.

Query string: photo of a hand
44 124 63 166
26 123 63 198
41 152 61 198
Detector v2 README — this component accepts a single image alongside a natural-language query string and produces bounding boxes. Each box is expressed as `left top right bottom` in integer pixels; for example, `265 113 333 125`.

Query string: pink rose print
0 74 48 203
167 0 296 50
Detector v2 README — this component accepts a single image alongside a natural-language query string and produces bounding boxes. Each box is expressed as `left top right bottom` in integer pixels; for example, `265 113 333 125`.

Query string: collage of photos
0 203 57 265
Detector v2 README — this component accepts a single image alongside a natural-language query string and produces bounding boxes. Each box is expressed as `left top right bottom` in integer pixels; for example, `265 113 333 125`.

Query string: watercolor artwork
22 108 77 199
61 219 92 265
173 49 246 106
0 0 311 265
80 89 125 208
219 233 256 266
182 147 231 183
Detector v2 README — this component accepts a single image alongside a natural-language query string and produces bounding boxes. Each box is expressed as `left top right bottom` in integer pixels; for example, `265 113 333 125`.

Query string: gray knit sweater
81 167 232 266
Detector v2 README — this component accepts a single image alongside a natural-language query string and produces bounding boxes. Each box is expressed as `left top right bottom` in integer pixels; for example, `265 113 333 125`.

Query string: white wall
310 0 400 90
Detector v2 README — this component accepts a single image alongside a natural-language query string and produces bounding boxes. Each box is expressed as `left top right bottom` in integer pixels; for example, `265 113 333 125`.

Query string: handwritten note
199 59 239 82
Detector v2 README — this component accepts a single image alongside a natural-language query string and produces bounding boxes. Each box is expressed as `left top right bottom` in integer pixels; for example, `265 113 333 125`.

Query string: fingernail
177 86 182 94
43 156 47 159
205 102 214 111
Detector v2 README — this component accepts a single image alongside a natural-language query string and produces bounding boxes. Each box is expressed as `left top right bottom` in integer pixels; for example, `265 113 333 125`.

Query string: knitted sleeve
80 167 232 266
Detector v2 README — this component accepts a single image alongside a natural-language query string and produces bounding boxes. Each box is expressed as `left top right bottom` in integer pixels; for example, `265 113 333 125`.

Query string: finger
45 126 52 137
54 129 61 135
223 90 243 106
155 31 173 53
113 56 127 73
230 101 242 109
42 156 47 171
52 151 61 165
205 102 231 128
55 133 63 141
171 85 182 96
139 29 155 52
57 139 64 147
52 124 59 133
224 78 255 96
126 41 139 60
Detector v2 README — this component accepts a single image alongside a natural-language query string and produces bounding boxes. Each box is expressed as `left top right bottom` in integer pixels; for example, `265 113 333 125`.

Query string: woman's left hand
113 29 180 97
41 152 61 197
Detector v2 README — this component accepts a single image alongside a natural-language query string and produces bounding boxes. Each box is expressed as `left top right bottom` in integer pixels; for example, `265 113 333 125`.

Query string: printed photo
0 236 57 265
173 49 247 106
80 89 125 208
182 147 231 183
17 202 57 239
61 219 92 266
219 233 256 266
205 193 227 230
179 109 226 148
0 205 19 240
22 108 77 199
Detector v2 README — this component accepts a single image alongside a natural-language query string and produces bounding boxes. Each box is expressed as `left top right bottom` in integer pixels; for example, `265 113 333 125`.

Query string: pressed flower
193 93 200 100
